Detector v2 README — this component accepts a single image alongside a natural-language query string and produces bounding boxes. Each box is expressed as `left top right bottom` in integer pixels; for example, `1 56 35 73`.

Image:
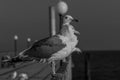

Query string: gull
5 15 81 75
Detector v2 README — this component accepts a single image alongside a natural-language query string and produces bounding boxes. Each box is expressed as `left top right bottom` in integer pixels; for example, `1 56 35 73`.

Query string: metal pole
58 13 63 67
49 6 56 36
59 14 64 30
59 14 64 67
14 35 18 56
27 38 31 48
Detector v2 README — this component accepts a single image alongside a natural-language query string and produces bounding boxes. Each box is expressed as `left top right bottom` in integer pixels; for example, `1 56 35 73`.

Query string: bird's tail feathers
2 49 33 65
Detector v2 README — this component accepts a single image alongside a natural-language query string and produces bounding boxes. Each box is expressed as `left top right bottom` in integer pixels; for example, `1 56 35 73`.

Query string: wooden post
84 53 91 80
65 56 72 80
49 6 56 36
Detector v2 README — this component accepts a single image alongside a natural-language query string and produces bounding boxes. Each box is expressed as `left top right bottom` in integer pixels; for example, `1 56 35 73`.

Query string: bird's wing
23 35 66 59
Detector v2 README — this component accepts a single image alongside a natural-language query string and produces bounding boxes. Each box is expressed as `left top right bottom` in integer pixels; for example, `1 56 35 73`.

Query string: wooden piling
84 53 91 80
65 56 72 80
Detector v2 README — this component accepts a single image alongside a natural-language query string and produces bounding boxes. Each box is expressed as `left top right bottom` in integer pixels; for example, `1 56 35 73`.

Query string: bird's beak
72 18 79 22
74 30 80 35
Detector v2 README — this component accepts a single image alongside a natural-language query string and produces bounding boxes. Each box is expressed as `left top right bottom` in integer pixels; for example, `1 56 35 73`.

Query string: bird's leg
43 59 46 63
39 59 43 63
48 57 56 75
60 58 67 67
51 60 56 75
40 58 46 63
62 58 67 62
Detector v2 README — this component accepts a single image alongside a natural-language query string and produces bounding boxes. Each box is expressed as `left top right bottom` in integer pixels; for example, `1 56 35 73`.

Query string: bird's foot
50 60 56 75
39 58 46 63
51 73 64 80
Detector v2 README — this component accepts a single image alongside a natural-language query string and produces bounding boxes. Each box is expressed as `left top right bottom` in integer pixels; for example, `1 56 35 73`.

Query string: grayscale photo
0 0 118 80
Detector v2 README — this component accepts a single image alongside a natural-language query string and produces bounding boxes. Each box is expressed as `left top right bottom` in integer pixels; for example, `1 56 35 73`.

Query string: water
72 51 120 80
0 50 120 80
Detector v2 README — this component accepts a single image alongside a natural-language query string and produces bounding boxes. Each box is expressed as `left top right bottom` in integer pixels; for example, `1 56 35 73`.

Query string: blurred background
0 0 118 51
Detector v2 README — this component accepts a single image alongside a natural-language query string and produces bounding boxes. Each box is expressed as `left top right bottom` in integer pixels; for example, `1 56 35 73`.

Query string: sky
0 0 119 51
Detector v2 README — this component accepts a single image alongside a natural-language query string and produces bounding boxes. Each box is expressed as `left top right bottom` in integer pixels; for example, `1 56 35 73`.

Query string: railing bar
0 62 36 76
29 63 50 80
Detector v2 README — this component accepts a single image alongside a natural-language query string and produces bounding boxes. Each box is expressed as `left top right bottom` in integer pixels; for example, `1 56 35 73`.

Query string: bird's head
63 15 79 24
62 15 80 35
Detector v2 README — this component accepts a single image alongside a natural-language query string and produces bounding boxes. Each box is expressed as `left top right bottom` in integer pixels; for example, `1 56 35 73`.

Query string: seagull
5 15 81 75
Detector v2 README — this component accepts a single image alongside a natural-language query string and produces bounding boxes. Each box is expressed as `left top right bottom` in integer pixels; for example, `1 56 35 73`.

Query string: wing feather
23 35 66 58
